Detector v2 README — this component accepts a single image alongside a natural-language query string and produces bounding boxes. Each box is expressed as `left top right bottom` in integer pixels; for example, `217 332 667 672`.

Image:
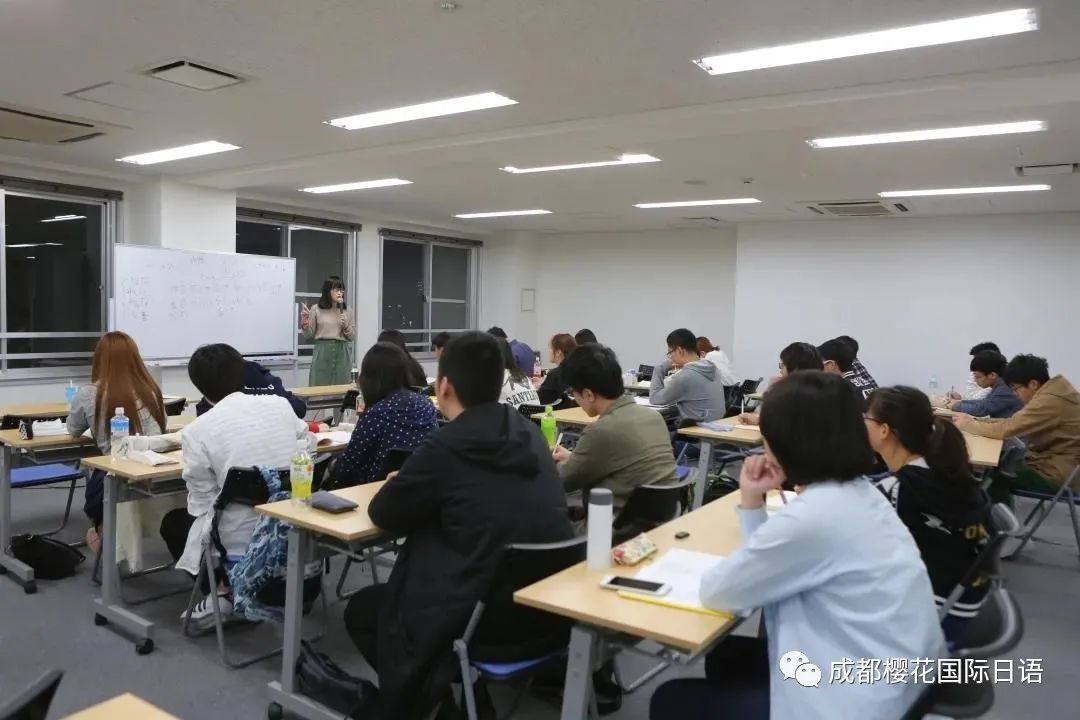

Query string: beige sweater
304 305 355 342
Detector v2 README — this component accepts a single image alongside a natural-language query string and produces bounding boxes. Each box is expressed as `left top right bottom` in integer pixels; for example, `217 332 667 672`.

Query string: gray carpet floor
1 483 1078 719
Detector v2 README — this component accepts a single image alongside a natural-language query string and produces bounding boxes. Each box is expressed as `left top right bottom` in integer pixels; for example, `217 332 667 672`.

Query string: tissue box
612 533 658 566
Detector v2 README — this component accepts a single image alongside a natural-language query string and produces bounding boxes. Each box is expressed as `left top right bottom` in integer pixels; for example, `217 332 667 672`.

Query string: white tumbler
587 488 614 571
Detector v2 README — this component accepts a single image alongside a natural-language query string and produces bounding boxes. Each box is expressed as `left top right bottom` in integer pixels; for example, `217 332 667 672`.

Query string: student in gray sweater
649 328 729 423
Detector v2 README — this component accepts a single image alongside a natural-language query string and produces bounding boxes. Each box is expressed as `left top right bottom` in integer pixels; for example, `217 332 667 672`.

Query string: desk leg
267 528 342 720
692 439 714 510
0 444 36 592
560 625 598 720
92 472 154 654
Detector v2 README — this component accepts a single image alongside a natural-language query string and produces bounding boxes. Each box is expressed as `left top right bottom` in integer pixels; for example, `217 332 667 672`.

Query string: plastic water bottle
64 380 77 408
541 405 557 448
587 488 614 571
290 440 314 503
928 376 939 396
109 408 129 460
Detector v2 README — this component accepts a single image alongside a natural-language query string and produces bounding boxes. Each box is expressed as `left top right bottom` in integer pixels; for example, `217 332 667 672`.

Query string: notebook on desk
617 548 731 618
315 431 351 447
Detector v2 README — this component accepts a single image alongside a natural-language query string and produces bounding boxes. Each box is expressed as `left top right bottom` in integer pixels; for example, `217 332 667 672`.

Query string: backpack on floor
11 534 84 580
296 640 379 718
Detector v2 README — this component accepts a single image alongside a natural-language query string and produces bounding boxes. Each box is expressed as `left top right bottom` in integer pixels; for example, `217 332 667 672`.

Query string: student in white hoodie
649 371 944 720
496 338 539 409
158 343 314 631
696 336 739 386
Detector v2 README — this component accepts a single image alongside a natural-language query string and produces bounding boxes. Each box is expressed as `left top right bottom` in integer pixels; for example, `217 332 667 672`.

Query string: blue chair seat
675 465 690 480
473 652 563 679
11 464 82 488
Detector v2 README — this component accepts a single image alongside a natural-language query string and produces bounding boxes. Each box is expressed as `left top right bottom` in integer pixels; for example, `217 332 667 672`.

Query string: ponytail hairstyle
867 386 973 491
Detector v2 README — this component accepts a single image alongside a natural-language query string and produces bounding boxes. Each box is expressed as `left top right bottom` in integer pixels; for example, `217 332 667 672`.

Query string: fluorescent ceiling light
6 243 63 248
635 198 761 209
300 178 413 194
40 215 86 223
879 184 1050 197
327 92 517 130
455 209 551 219
25 256 36 260
808 120 1045 148
694 8 1037 75
117 141 240 165
501 153 660 174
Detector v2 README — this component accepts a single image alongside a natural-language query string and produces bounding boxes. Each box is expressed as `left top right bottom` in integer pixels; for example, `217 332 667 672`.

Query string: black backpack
11 535 85 580
296 640 379 717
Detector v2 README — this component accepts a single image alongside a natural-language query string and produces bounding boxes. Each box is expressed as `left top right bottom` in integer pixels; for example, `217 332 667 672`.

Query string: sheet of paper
634 548 725 610
26 419 71 436
316 431 351 446
633 396 670 408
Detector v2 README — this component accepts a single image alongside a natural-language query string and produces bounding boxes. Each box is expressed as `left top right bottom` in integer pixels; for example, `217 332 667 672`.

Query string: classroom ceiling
2 0 1080 233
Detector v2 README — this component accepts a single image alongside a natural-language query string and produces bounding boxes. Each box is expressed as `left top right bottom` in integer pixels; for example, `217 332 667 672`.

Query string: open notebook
618 548 732 618
316 431 351 447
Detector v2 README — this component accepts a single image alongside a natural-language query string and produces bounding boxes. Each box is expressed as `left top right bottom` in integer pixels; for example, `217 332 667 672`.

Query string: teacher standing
302 276 355 386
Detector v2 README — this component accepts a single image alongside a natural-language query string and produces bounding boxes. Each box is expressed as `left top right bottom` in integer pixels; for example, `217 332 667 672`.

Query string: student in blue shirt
945 350 1022 418
650 371 944 720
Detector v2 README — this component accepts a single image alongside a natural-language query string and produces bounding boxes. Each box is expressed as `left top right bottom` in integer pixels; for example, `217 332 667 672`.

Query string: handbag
11 534 85 580
295 640 379 717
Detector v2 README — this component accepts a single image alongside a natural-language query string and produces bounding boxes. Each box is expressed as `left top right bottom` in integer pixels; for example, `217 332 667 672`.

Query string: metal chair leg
1066 489 1080 559
1014 486 1070 557
453 639 478 720
335 557 355 600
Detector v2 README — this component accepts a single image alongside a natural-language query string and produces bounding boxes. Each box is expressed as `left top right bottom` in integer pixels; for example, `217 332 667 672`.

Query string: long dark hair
317 276 346 310
499 338 527 384
359 342 412 407
867 386 972 488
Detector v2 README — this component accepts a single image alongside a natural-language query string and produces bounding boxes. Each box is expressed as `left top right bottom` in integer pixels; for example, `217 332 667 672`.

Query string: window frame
378 229 480 357
0 184 116 381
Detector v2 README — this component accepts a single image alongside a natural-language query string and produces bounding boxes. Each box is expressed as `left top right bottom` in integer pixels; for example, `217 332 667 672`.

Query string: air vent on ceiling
678 216 728 227
0 105 104 144
1015 163 1079 177
147 60 243 91
802 200 909 217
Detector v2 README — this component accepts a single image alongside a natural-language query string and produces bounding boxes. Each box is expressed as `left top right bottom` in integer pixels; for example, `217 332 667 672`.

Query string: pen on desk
555 431 564 448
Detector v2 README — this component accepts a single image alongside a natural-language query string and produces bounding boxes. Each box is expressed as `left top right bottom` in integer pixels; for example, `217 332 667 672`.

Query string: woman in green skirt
302 276 355 386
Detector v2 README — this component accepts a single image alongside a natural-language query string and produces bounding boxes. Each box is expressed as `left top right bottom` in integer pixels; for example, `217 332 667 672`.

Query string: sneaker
180 594 233 634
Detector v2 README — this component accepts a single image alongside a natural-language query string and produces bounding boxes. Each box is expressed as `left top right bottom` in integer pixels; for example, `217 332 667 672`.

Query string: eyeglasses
1008 384 1024 392
665 349 676 358
863 414 884 425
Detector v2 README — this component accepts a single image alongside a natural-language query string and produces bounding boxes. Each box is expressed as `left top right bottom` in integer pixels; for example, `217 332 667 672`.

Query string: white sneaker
181 594 233 633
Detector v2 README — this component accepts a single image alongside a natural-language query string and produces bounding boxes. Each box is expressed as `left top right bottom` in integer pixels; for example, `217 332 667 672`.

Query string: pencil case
612 533 658 566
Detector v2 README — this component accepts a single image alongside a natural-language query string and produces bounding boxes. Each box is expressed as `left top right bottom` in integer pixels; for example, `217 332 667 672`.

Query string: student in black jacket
536 332 577 406
344 331 573 719
194 358 306 418
378 329 428 387
865 386 993 643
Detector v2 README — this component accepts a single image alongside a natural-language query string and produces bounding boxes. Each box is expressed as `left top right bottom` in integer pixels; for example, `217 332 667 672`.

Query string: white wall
159 181 236 252
733 213 1080 391
479 231 539 346
531 229 738 371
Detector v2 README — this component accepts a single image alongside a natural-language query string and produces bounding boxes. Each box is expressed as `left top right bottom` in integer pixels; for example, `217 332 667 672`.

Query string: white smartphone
599 575 671 597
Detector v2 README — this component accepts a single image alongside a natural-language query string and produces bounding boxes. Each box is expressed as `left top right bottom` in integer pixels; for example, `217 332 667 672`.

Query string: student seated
945 350 1022 418
487 325 535 376
949 342 1001 402
957 354 1080 503
536 333 578 406
649 372 944 720
159 343 313 630
327 342 438 488
343 331 573 719
738 342 822 425
377 329 428 387
836 335 878 391
431 331 452 359
695 336 739 386
194 359 306 418
866 386 992 643
574 328 598 345
818 337 877 399
649 328 728 423
67 331 166 553
497 338 540 409
552 344 676 510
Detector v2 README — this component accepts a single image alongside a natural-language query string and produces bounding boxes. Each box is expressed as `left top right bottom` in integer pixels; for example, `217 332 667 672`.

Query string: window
380 230 478 353
0 186 114 374
236 213 357 357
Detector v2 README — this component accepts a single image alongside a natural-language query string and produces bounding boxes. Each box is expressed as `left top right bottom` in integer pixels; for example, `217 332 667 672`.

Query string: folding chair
10 464 82 537
613 477 693 544
1011 464 1080 560
163 397 187 416
181 466 326 669
724 378 763 418
937 504 1020 622
453 537 588 720
636 364 655 382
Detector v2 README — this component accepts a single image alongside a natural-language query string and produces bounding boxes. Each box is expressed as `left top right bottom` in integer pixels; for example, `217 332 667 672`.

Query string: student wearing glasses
649 328 728 423
738 342 823 426
942 350 1022 418
649 371 943 720
957 354 1080 502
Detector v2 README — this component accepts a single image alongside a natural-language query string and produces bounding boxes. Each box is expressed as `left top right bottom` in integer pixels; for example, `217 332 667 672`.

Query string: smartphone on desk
600 575 671 597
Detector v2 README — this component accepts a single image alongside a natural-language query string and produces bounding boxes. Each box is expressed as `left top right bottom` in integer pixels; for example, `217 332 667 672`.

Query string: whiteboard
113 245 296 361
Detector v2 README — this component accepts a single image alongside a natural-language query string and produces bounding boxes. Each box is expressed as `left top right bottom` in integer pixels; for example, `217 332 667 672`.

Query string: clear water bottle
110 408 129 460
290 439 314 503
928 376 939 397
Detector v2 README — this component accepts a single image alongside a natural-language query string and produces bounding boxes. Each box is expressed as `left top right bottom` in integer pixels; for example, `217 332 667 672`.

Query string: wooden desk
256 482 391 720
292 383 355 400
624 380 651 395
63 693 179 720
677 418 764 510
532 406 595 428
965 433 1003 469
516 492 744 718
0 402 70 418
